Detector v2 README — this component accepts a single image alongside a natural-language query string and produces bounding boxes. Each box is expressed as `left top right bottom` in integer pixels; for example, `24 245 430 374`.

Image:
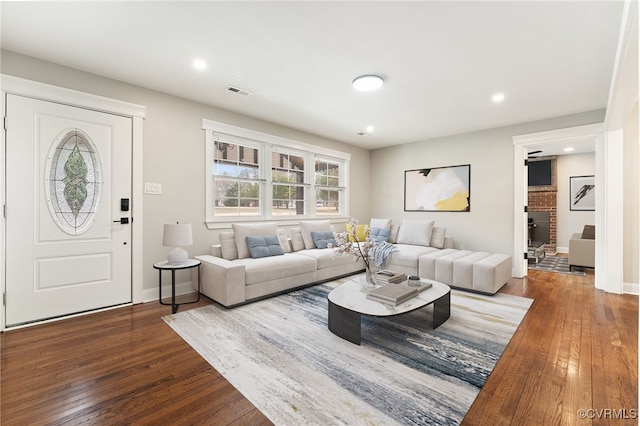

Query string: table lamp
163 223 193 264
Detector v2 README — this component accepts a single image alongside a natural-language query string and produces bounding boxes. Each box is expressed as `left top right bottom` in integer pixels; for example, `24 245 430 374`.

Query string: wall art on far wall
404 164 470 212
570 175 595 211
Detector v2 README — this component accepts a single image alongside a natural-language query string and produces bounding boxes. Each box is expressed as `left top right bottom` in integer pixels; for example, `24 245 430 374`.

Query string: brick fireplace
528 187 557 254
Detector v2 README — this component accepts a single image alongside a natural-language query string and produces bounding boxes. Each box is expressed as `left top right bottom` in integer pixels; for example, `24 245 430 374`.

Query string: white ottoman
418 249 458 280
452 252 491 290
472 254 512 294
434 250 473 285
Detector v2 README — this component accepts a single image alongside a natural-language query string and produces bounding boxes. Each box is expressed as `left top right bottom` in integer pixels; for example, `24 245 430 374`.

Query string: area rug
528 255 586 276
164 278 533 425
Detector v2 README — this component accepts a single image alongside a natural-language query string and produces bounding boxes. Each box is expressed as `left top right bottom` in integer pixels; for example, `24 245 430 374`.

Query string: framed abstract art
404 164 470 212
569 175 595 211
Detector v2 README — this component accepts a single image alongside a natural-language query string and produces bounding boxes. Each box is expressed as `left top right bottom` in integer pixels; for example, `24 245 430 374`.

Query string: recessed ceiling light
492 93 505 103
365 125 375 133
352 75 384 92
563 147 574 152
193 59 207 71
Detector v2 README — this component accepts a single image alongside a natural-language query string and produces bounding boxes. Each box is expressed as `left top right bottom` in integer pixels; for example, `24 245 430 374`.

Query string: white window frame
203 119 350 229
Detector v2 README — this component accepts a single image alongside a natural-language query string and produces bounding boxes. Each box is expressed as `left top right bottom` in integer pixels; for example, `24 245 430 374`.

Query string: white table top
153 259 201 269
328 277 450 316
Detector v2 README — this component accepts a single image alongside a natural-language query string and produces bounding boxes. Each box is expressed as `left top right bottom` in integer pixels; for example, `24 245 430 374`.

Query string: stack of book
375 270 407 285
366 281 433 306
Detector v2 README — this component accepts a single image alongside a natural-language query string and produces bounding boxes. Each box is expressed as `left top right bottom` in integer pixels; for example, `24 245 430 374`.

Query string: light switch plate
144 182 162 195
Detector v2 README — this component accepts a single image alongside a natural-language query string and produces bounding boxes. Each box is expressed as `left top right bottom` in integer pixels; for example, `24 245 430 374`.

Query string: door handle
113 218 130 224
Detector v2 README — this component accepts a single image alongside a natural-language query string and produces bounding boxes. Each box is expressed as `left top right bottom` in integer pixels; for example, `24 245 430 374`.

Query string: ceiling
0 1 624 150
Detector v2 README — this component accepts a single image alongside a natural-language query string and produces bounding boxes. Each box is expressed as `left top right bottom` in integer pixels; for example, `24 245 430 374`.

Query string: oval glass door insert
46 128 103 235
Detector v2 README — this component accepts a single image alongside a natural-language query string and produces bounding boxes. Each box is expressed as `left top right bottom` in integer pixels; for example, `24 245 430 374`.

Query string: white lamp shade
163 223 193 247
163 224 193 264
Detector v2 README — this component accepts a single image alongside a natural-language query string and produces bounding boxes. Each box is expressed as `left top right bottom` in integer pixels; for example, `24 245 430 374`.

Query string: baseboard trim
623 281 639 295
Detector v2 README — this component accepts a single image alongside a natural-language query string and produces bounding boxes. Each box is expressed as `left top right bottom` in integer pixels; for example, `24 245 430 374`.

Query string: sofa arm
194 255 246 307
210 244 222 257
568 234 595 268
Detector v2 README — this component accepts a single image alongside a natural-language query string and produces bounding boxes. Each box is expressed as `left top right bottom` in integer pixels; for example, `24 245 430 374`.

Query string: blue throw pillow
311 230 337 249
369 227 390 242
246 235 285 258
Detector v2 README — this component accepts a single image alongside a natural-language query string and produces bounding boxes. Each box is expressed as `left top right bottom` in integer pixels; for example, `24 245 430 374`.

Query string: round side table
153 259 201 314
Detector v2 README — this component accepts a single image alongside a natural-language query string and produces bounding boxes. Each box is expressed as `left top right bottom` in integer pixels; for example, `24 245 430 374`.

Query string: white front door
5 94 132 326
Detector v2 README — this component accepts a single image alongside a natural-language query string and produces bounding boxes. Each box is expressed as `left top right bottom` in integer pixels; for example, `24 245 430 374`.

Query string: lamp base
167 247 188 264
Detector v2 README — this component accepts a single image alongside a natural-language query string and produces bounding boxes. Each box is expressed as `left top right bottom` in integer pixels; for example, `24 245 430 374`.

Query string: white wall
370 112 605 256
556 153 596 252
623 100 639 285
0 49 371 295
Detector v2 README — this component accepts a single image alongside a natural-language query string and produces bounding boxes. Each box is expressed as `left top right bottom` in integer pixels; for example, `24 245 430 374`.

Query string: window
204 119 350 227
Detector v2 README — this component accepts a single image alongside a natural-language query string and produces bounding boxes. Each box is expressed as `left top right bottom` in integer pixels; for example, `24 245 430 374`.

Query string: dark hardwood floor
1 269 637 425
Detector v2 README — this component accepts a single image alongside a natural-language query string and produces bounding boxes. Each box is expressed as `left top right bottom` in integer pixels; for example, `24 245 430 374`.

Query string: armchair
568 225 595 270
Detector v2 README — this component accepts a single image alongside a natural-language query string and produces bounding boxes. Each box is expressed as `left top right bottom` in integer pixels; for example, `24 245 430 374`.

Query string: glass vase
361 265 377 289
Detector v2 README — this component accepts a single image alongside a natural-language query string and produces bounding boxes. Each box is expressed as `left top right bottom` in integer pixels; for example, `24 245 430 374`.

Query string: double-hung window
204 119 350 227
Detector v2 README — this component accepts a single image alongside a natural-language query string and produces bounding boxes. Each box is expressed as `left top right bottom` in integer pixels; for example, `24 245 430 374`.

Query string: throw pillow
388 224 400 244
299 220 333 249
278 228 292 253
430 227 447 249
219 231 238 260
581 225 595 239
289 228 306 251
369 227 391 242
346 223 367 242
232 222 279 259
396 219 435 246
246 235 285 259
311 230 337 249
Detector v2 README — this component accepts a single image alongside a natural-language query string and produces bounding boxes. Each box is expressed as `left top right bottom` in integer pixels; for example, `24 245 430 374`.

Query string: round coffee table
327 277 451 345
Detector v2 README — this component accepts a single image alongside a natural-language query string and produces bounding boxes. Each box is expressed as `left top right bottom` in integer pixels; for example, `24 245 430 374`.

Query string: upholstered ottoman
452 252 491 290
472 254 512 294
418 249 458 280
434 250 473 286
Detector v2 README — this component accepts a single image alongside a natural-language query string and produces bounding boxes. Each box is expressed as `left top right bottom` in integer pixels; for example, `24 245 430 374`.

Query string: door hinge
3 116 7 130
3 293 6 306
524 206 528 213
524 252 528 260
524 159 528 166
3 204 6 219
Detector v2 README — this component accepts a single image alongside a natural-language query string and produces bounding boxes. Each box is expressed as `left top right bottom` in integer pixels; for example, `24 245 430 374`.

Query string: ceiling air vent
227 86 253 96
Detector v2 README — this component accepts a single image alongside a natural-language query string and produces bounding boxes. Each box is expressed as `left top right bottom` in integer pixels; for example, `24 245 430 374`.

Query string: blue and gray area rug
164 278 532 425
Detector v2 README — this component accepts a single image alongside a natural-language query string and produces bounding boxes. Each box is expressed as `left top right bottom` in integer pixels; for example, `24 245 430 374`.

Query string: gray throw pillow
311 230 337 249
246 235 285 258
369 227 390 242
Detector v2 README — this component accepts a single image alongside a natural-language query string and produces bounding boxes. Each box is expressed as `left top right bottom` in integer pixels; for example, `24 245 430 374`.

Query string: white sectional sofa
194 219 511 307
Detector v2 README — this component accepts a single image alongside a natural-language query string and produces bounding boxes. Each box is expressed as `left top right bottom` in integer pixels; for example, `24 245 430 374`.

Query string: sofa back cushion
299 220 333 249
581 225 595 239
232 222 279 259
246 235 285 258
397 220 434 246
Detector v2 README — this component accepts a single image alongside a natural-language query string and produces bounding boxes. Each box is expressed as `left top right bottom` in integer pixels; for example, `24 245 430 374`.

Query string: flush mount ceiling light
492 93 505 103
193 59 207 71
352 75 384 92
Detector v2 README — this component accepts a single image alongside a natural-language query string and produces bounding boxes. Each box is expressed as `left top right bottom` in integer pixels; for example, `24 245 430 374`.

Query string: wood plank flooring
1 269 637 425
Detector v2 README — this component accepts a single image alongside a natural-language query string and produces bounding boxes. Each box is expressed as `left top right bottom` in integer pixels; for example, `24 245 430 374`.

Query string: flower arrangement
329 218 377 285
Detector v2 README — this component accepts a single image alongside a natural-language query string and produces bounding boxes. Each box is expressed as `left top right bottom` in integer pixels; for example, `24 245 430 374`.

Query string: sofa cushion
430 226 447 249
295 248 360 270
219 231 239 260
278 229 292 253
369 227 390 242
388 225 400 243
232 222 279 259
238 253 317 285
346 223 367 242
370 218 392 230
311 231 337 249
300 220 333 249
397 220 434 246
387 244 439 269
289 228 306 251
246 235 285 259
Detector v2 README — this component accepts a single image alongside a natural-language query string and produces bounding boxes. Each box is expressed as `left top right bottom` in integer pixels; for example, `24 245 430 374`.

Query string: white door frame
0 74 146 330
512 122 626 294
